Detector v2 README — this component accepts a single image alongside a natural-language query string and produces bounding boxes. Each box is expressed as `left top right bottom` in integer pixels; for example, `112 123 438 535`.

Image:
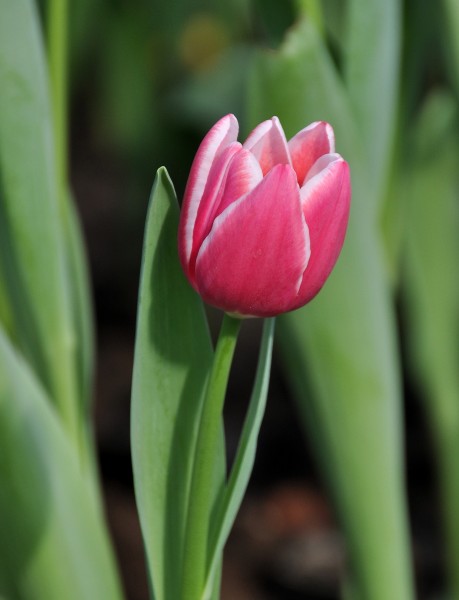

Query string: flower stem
181 314 241 600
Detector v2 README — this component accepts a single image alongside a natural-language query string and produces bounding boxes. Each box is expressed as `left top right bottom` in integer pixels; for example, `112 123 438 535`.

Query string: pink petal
194 165 310 317
178 114 239 275
189 146 263 284
190 142 241 280
303 152 339 183
215 149 263 217
288 121 335 185
243 117 291 176
295 155 351 307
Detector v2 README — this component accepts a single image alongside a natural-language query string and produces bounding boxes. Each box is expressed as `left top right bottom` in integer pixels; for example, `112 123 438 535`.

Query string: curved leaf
248 21 414 600
0 0 80 437
344 0 401 207
131 168 224 600
0 328 123 600
402 91 459 598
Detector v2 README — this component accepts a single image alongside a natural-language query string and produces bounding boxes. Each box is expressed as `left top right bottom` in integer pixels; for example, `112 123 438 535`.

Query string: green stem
181 314 241 600
47 0 69 196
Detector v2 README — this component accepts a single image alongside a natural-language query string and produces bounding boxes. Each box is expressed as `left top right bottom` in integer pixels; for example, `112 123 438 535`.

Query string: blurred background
53 0 458 597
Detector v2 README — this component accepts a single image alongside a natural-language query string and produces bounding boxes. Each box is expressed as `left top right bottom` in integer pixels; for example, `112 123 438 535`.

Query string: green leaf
344 0 401 208
63 196 95 412
321 0 346 51
402 91 459 598
442 0 459 92
131 168 224 600
278 261 412 600
203 318 275 599
0 275 14 341
380 162 410 288
248 21 414 600
295 0 325 34
0 0 80 438
0 327 123 600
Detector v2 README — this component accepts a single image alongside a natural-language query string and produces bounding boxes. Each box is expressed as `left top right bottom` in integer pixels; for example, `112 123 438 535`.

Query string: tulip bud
178 114 351 317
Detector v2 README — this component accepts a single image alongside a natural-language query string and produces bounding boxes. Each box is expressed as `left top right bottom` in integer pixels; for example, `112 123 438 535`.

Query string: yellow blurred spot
179 14 230 72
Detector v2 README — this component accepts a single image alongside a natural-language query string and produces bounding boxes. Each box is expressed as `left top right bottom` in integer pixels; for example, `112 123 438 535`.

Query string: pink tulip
178 114 351 317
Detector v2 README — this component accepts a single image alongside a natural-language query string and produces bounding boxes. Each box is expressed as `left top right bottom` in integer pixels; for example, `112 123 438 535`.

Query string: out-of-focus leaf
248 20 414 599
0 0 79 436
0 328 123 600
344 0 401 209
402 91 459 598
0 282 13 340
131 168 224 600
442 0 459 92
63 197 94 412
203 318 275 599
322 0 346 50
381 0 433 287
380 163 410 288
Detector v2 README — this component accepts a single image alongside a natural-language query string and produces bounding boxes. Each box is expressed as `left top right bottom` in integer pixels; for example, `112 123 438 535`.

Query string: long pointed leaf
131 168 224 600
63 197 95 411
344 0 401 208
0 0 79 436
0 328 123 600
402 92 459 599
248 21 414 599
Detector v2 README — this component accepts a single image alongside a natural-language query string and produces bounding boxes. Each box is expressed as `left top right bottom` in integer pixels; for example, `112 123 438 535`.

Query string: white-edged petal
179 114 239 267
243 116 291 175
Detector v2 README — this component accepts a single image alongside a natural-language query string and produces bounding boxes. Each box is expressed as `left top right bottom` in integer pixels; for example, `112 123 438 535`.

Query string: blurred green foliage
51 0 459 596
70 0 455 596
3 0 459 597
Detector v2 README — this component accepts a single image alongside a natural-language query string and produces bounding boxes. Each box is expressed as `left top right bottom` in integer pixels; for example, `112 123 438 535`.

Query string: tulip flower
178 114 351 317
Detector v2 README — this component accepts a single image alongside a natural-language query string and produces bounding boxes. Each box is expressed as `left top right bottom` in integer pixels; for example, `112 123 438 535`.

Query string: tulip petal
190 142 242 278
297 155 351 306
195 165 310 317
178 114 239 272
288 121 335 185
189 146 262 283
303 152 340 183
216 149 263 217
243 117 291 176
